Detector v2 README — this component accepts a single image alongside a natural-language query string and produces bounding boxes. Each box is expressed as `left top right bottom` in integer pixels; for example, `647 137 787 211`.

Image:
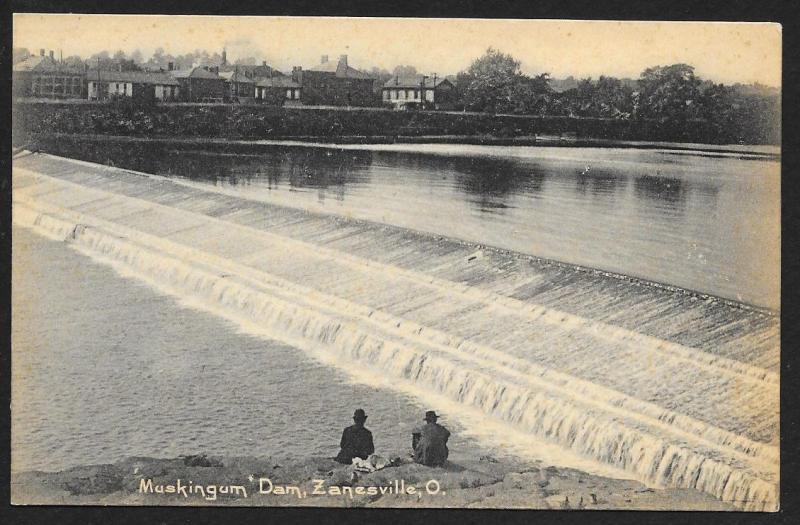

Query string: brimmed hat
424 410 439 422
353 408 368 420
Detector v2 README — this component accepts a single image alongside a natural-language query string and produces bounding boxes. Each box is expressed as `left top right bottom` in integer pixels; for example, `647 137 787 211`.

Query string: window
42 76 54 94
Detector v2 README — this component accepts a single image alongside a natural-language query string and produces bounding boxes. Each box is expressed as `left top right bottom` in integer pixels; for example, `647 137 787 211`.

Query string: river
33 137 780 309
11 141 780 508
12 225 630 479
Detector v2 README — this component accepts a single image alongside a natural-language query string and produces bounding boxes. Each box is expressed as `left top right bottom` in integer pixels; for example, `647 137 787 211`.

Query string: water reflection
575 167 626 198
453 157 545 213
634 174 687 206
282 149 368 194
26 137 777 307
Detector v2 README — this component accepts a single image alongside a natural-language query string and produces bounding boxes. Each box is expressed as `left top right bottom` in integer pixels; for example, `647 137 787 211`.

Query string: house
219 60 281 80
382 75 456 110
170 66 226 102
292 55 375 106
219 70 256 102
13 49 85 99
86 70 180 101
255 76 302 105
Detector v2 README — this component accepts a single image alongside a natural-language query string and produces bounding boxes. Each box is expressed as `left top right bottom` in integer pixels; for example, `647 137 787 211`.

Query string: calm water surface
38 139 780 308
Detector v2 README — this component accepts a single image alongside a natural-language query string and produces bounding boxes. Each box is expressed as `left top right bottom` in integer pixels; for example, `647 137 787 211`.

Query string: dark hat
424 410 439 422
353 409 367 420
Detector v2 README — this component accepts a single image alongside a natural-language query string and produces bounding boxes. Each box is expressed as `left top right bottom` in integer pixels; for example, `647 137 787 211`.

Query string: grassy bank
12 454 733 509
12 100 780 145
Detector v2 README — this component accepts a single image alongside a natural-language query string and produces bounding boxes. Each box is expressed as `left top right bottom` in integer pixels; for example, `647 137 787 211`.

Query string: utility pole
431 72 438 110
419 74 428 110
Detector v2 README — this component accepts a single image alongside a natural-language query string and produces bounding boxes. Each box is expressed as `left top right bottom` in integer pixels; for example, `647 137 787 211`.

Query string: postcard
10 14 780 511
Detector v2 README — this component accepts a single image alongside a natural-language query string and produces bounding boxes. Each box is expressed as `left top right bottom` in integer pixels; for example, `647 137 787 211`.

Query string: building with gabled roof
86 69 180 101
292 55 376 107
382 75 456 110
13 49 86 99
219 70 256 101
170 66 226 102
256 76 302 105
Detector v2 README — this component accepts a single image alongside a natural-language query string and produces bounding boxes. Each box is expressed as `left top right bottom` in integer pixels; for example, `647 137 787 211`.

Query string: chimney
40 48 45 57
49 50 54 60
221 48 227 66
168 61 174 71
262 60 267 66
339 54 348 66
395 76 399 85
321 55 328 64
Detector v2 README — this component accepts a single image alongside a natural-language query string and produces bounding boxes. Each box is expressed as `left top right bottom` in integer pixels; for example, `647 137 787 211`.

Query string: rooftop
256 76 301 88
219 70 255 83
87 69 179 85
13 55 83 75
170 67 223 80
383 75 452 89
308 55 374 80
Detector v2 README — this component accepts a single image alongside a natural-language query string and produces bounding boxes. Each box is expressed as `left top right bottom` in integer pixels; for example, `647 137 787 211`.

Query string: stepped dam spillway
12 152 779 510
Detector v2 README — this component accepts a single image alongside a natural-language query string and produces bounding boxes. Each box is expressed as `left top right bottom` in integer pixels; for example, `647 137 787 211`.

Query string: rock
181 454 223 467
60 465 124 495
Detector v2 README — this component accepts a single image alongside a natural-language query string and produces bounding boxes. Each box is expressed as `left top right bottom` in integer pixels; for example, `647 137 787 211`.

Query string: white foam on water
13 200 779 510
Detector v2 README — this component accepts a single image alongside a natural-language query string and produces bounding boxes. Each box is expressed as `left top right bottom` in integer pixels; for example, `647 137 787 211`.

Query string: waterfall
13 197 779 511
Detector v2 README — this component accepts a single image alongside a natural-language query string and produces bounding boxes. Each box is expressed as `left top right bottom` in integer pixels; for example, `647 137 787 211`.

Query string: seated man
335 409 375 464
412 410 450 467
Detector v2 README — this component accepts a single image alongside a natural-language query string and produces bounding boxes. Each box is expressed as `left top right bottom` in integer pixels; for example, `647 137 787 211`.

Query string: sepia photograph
9 14 781 511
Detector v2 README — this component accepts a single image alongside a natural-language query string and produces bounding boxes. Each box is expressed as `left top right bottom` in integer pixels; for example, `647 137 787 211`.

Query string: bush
10 100 780 144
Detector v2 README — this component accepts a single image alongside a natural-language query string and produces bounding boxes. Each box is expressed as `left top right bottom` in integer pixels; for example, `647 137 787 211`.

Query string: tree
130 49 144 64
456 48 551 115
63 55 85 68
368 67 392 95
637 64 701 123
234 56 257 66
392 65 418 77
13 47 32 63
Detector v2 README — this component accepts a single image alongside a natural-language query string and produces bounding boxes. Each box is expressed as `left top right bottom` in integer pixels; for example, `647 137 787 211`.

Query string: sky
13 15 782 87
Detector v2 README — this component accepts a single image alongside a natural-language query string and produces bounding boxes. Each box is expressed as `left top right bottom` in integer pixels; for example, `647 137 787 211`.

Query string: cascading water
12 155 779 510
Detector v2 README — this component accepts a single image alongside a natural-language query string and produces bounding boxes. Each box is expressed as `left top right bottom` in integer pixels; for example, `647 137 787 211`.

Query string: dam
12 150 779 510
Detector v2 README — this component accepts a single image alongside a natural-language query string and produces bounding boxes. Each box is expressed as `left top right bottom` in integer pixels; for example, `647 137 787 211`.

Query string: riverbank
17 132 781 160
11 454 734 509
12 99 780 146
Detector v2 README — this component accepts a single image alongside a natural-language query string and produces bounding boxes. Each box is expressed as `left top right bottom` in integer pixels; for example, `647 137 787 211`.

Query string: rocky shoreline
12 453 734 510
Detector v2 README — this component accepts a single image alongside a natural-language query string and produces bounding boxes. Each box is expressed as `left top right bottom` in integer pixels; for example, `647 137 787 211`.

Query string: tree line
14 46 780 144
452 48 780 144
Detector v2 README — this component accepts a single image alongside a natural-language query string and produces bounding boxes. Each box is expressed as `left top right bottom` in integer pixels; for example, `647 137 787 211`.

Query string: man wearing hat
412 410 451 467
335 409 375 464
